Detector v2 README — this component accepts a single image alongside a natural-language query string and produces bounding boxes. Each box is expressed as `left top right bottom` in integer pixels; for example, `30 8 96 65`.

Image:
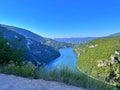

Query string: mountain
1 24 72 50
74 36 120 87
54 37 96 44
0 24 71 65
110 32 120 36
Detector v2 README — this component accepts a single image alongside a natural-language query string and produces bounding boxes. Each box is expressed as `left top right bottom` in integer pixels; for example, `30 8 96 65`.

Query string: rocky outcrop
97 50 120 67
88 44 98 48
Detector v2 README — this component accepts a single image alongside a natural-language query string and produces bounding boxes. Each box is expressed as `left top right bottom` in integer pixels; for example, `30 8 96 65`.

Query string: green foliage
0 63 117 90
0 31 118 90
0 35 25 65
0 62 36 77
106 60 120 87
75 36 120 87
36 66 117 90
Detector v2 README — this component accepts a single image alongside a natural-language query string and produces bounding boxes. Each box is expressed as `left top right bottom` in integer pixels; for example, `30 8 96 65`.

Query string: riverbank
0 64 117 90
0 48 117 90
47 48 77 70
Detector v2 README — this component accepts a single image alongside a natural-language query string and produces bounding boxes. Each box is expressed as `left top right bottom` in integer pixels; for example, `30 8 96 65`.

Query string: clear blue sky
0 0 120 38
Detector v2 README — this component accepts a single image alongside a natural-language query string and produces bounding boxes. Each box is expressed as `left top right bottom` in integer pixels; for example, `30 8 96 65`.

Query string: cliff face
0 24 60 65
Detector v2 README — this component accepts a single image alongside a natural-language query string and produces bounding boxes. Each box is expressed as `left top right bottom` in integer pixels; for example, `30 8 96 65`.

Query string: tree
0 33 25 65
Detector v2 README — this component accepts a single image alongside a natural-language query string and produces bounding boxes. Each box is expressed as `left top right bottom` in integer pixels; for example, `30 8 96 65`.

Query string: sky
0 0 120 38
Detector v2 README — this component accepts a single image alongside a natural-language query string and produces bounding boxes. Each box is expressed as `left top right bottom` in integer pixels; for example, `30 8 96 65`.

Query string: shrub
0 36 25 65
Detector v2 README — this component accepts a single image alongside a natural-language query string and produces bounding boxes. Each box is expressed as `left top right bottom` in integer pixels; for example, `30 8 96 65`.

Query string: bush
0 64 118 90
0 36 25 65
0 62 38 78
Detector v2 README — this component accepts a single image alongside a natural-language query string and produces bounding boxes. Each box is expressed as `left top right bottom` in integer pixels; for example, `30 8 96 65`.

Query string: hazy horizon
0 0 120 38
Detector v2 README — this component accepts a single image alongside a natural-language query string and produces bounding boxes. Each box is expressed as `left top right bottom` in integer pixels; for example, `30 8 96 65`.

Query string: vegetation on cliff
75 36 120 87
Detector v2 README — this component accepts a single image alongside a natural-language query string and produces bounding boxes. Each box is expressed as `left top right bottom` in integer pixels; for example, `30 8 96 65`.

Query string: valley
0 24 119 90
0 1 120 90
0 24 72 65
47 48 77 70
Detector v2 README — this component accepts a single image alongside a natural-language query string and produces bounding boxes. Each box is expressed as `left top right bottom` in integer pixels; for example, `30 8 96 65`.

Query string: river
47 48 78 71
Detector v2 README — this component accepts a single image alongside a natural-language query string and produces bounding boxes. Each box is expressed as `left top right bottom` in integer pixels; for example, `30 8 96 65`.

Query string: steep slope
74 36 120 87
54 37 96 44
0 25 60 65
0 24 72 50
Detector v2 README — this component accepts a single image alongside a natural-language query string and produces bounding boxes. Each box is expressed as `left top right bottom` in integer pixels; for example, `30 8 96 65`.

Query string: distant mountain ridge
55 32 120 44
54 37 96 44
109 32 120 36
1 24 72 50
0 24 71 65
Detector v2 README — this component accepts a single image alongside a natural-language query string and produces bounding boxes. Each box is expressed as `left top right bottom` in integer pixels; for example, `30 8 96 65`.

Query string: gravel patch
0 74 85 90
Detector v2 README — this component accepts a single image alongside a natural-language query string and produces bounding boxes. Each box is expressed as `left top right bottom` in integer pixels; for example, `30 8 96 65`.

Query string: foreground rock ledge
0 74 85 90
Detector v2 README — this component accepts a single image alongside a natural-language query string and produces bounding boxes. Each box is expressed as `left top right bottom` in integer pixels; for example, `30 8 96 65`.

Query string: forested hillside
0 24 61 65
0 24 72 50
0 33 25 65
74 36 120 87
